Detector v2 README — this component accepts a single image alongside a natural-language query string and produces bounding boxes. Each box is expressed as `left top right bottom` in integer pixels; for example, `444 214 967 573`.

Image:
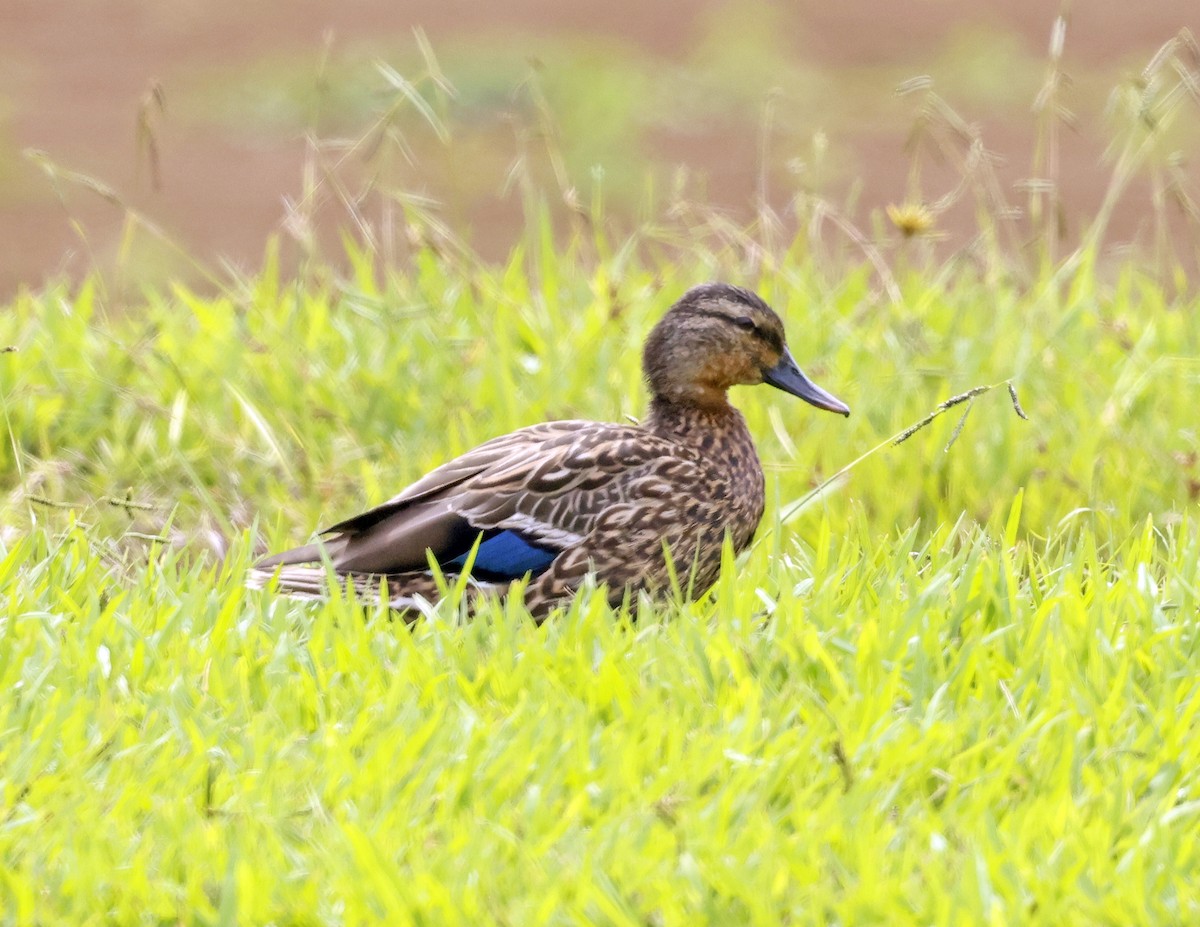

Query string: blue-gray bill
763 349 851 416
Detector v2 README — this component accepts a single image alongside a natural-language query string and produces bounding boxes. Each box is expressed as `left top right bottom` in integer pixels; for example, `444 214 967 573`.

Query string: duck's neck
645 395 752 450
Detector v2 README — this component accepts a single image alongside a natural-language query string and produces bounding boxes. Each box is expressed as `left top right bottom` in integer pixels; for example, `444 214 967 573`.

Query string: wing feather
270 420 700 577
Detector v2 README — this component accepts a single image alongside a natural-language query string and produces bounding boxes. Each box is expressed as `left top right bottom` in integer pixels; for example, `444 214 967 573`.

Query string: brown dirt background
1 0 1198 296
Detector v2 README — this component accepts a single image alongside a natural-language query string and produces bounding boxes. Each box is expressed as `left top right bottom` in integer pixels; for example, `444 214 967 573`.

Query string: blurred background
2 0 1198 296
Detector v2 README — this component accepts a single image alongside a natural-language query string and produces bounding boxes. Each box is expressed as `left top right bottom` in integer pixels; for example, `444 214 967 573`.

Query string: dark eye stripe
688 308 785 352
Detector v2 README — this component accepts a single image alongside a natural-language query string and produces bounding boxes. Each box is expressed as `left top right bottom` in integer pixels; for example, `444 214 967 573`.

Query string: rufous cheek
709 353 759 388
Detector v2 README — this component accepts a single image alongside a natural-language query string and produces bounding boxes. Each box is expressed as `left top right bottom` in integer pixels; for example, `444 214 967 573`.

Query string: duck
249 282 849 620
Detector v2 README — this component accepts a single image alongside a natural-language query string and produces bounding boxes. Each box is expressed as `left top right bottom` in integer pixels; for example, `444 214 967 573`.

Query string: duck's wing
256 420 691 581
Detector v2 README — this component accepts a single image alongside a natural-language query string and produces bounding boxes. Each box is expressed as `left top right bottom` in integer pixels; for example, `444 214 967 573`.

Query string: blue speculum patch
447 530 557 579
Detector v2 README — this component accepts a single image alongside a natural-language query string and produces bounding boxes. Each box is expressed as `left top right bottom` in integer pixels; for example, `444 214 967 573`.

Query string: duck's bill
764 349 851 416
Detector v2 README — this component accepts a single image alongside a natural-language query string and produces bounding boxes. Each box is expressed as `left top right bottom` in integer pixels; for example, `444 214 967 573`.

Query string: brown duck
250 283 849 619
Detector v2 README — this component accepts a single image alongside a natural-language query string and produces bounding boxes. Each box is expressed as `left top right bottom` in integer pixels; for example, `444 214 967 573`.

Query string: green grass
2 233 1199 924
5 18 1200 923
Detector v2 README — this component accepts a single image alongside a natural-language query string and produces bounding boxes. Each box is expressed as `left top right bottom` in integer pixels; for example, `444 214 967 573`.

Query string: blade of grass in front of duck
777 379 1027 524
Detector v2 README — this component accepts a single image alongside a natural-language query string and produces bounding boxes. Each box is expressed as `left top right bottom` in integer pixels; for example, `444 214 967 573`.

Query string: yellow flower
886 202 935 238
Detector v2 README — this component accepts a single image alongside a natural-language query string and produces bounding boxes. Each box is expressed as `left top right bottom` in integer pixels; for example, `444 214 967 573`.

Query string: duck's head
643 283 850 415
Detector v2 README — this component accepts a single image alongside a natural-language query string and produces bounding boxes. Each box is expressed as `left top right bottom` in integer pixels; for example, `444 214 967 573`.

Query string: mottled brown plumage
249 283 849 620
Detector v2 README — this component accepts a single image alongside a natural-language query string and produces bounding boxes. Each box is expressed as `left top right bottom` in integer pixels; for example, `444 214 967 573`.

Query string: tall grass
2 23 1200 926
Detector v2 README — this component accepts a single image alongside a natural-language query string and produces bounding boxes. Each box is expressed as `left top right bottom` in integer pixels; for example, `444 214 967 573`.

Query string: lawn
2 222 1198 924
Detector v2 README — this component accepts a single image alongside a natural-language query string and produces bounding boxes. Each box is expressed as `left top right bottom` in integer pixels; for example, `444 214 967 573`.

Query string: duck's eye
732 316 756 331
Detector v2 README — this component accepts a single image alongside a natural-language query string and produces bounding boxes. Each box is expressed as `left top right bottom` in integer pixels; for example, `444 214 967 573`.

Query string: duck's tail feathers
247 564 331 598
253 538 345 570
247 563 476 616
